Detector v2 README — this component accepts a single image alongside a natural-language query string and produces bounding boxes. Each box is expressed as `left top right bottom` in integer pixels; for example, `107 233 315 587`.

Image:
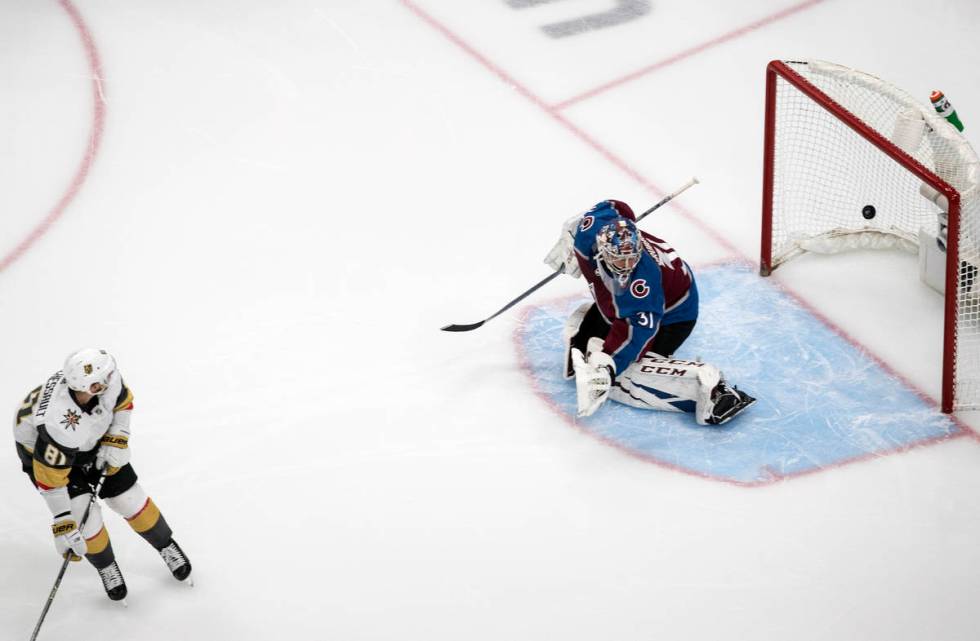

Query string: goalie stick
30 470 109 641
440 177 699 332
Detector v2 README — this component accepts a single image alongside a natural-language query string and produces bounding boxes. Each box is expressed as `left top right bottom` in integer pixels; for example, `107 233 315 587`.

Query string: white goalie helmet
64 348 117 395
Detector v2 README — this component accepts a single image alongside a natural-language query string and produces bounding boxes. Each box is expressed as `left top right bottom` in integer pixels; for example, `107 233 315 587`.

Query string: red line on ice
0 0 106 274
552 0 827 111
400 0 740 258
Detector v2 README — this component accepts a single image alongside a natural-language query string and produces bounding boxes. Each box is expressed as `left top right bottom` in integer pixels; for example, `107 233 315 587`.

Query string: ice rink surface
3 1 980 639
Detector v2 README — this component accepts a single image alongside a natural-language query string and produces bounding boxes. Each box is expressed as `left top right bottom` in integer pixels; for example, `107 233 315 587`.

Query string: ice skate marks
515 262 961 485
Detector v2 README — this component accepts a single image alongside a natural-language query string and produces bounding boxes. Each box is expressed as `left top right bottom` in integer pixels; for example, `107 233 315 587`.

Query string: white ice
2 1 980 639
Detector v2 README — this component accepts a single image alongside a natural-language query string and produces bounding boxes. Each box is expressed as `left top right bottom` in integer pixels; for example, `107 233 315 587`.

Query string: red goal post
760 59 980 413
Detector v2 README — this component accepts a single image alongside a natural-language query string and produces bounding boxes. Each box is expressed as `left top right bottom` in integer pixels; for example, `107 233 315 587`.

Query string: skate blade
711 396 756 425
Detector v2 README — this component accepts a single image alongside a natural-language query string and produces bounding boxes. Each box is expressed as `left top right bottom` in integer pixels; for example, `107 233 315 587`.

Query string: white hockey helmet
64 348 116 395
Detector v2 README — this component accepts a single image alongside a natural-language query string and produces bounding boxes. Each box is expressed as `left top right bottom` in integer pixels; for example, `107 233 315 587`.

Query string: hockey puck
862 205 876 220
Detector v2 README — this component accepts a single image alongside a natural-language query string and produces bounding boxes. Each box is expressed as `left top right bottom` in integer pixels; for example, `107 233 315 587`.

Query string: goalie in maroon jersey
544 199 755 424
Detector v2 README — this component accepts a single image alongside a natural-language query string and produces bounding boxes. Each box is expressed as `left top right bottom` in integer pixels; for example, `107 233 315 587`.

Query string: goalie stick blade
440 321 486 332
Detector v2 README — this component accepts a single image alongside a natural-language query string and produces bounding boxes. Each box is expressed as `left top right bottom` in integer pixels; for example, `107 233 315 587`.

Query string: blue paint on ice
516 262 960 484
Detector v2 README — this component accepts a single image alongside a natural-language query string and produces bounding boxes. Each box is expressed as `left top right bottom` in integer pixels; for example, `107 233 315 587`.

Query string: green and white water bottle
931 90 965 132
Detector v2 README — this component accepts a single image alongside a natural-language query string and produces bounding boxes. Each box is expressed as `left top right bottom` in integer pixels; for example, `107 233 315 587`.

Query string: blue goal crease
514 262 961 485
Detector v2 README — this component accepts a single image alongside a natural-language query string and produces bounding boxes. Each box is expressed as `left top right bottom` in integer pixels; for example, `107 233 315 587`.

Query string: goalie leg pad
614 355 716 416
613 355 755 425
563 302 594 379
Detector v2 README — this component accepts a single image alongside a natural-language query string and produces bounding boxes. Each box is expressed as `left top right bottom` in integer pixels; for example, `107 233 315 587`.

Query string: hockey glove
544 215 583 278
96 434 130 473
52 518 87 561
571 341 616 417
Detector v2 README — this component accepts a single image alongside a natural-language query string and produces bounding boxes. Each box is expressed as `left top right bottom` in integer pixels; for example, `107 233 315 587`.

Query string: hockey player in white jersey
545 200 755 424
13 349 191 601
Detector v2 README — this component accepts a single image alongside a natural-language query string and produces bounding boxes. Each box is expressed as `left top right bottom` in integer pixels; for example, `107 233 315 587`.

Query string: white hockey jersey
14 370 133 472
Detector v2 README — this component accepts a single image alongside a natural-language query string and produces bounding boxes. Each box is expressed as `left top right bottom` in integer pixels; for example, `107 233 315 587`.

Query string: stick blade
440 321 486 332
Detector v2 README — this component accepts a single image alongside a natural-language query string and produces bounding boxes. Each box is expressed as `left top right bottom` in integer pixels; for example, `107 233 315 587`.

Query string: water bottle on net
931 90 965 132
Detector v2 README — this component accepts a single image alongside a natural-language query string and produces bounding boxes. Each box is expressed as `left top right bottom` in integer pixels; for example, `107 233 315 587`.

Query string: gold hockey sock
84 525 116 570
125 497 174 550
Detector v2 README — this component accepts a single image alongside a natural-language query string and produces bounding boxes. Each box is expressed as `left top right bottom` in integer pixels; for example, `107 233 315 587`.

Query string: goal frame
760 59 962 413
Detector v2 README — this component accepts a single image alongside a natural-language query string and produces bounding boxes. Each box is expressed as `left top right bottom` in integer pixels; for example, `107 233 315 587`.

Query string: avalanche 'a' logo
630 279 650 299
580 215 594 232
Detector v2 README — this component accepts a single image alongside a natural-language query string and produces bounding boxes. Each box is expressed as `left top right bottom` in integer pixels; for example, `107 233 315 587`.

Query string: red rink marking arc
0 0 106 274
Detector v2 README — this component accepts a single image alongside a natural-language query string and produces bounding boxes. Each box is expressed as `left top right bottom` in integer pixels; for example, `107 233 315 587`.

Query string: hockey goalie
544 200 755 424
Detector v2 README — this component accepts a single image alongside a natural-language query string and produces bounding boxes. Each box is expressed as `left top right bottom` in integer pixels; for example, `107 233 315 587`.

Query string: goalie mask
64 348 116 396
596 219 642 280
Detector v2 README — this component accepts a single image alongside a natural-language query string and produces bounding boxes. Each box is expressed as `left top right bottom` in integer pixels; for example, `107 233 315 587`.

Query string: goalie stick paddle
440 177 700 332
30 470 109 641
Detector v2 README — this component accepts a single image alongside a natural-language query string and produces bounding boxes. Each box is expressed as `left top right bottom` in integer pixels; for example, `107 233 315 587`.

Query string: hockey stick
440 177 700 332
30 470 108 641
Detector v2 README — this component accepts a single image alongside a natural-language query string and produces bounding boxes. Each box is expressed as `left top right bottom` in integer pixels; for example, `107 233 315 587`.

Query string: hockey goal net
760 59 980 413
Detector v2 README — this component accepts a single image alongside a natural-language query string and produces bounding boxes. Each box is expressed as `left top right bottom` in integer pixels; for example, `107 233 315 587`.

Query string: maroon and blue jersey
572 200 698 373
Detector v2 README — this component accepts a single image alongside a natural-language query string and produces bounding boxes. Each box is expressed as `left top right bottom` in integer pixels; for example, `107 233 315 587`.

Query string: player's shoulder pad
33 371 65 422
107 376 133 412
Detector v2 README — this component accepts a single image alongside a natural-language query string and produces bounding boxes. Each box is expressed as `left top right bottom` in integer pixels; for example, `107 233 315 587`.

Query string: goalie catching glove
571 337 616 417
544 215 583 278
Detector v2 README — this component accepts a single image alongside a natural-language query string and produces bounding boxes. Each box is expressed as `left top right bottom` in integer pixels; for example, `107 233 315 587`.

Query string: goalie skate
706 381 756 425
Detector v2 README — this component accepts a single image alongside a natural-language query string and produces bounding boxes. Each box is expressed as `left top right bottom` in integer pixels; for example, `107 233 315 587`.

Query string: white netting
768 59 980 410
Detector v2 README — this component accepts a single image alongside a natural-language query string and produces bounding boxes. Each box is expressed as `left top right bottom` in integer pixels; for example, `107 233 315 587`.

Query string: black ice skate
706 381 756 425
159 539 192 582
98 561 128 601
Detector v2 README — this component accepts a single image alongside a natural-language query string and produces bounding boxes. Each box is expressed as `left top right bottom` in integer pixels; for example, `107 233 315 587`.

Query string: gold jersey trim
113 385 134 412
